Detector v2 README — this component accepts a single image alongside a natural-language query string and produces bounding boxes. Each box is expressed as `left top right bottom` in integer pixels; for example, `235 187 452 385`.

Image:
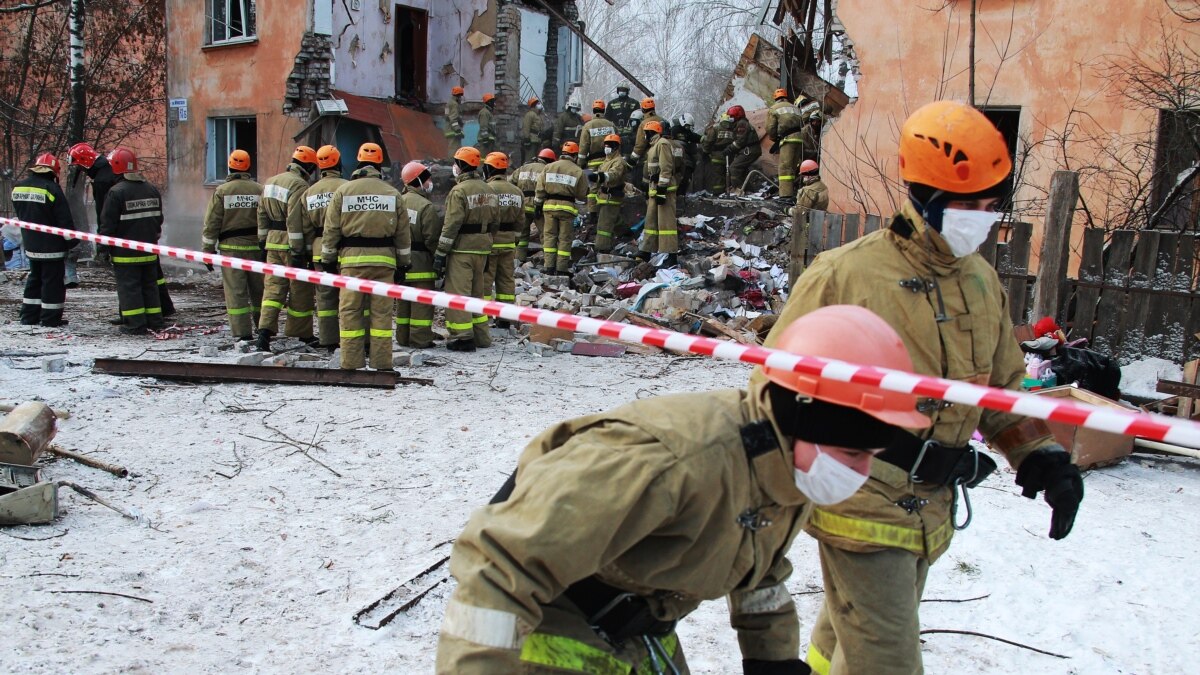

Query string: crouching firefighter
435 305 932 675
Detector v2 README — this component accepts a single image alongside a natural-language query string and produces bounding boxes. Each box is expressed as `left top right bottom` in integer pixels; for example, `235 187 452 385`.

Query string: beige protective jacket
437 383 814 673
438 171 496 257
760 200 1056 561
257 164 310 254
301 170 346 263
321 166 410 270
201 173 262 253
577 116 618 167
795 179 829 213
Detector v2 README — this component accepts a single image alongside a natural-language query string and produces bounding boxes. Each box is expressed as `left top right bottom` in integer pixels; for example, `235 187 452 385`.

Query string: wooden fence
790 207 1200 364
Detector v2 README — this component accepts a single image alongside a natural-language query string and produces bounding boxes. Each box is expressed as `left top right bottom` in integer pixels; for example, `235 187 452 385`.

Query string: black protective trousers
20 258 66 326
114 263 163 330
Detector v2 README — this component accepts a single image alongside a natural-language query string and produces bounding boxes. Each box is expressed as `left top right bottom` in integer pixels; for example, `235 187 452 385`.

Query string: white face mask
939 208 1000 257
422 180 434 194
603 147 614 156
536 103 544 111
792 444 869 505
452 165 461 178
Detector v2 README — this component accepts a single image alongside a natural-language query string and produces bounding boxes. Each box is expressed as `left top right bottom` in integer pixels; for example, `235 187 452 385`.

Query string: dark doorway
980 106 1020 213
394 5 429 103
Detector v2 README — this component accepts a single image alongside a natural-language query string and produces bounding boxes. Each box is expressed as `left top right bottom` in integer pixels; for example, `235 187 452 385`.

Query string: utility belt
562 576 676 646
457 222 485 235
877 432 998 531
313 228 324 238
496 222 519 232
219 226 258 242
522 190 536 198
265 218 286 232
411 241 430 253
337 235 393 249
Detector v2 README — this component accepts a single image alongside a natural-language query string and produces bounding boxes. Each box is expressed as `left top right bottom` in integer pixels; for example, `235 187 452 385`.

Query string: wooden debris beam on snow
91 359 431 390
353 555 450 630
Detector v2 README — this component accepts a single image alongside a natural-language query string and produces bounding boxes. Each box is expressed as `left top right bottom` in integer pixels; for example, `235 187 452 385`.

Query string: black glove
724 145 737 157
654 192 667 205
743 659 812 675
432 254 447 276
67 236 81 249
585 170 600 184
319 260 338 274
769 141 781 155
1015 446 1084 540
94 246 111 266
586 212 598 226
533 202 544 218
204 263 215 272
393 264 410 284
258 239 268 252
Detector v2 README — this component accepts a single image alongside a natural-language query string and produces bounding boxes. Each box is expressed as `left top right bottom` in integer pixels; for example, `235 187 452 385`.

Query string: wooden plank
1146 232 1180 361
529 325 576 345
1177 360 1199 418
571 342 627 357
1070 228 1105 345
1184 237 1200 362
1033 172 1080 323
1002 221 1032 325
863 213 882 235
1155 378 1200 399
807 210 827 260
980 218 1001 268
789 205 811 290
685 312 757 344
842 213 861 244
1121 230 1162 360
1091 229 1135 355
822 213 843 251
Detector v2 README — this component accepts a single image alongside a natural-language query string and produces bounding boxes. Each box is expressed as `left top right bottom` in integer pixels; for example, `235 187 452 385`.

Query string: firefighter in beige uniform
256 146 317 351
320 143 411 371
629 98 663 165
435 146 497 352
591 134 628 252
638 121 678 260
789 160 830 276
436 305 932 674
766 89 806 199
201 150 264 339
758 101 1085 675
396 161 443 349
300 145 347 349
482 152 523 307
512 149 555 261
521 97 545 165
535 142 588 275
446 86 465 153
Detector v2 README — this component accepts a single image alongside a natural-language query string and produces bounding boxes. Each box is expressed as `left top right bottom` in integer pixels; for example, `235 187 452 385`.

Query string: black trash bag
1051 347 1122 400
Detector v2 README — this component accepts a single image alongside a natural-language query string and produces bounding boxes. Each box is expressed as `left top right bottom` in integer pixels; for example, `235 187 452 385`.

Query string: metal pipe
1134 438 1200 459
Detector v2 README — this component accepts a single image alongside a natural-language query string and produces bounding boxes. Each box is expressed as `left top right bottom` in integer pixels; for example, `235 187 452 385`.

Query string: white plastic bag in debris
1 223 21 247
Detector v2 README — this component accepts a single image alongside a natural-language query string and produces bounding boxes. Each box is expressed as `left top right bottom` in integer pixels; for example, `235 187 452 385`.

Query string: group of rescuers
15 98 1087 674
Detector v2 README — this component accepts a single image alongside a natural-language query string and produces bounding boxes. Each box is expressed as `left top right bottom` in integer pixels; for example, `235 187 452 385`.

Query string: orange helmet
727 105 745 119
603 133 621 146
640 97 655 110
762 305 931 430
592 99 606 112
33 152 62 178
106 147 138 175
560 141 580 155
799 159 819 175
643 120 663 135
316 145 340 170
68 142 98 169
228 149 252 172
482 93 496 104
537 148 557 162
453 146 483 168
357 142 384 164
484 152 509 170
451 86 465 96
774 88 789 100
292 146 318 165
401 161 430 186
528 96 540 107
898 100 1012 194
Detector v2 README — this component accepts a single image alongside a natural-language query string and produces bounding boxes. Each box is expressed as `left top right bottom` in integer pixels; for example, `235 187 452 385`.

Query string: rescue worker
638 121 678 264
607 83 639 147
256 146 318 351
512 149 555 262
590 134 628 252
760 101 1086 675
436 146 496 352
300 145 347 349
320 142 411 371
13 152 77 327
701 112 735 193
629 98 663 164
201 150 264 340
801 111 823 163
789 160 830 277
435 304 932 675
725 105 762 196
673 113 703 196
521 97 545 165
553 101 585 149
797 95 822 123
446 86 466 153
535 141 587 275
482 152 523 318
396 161 443 349
577 100 616 171
766 89 806 200
97 148 165 335
69 142 174 316
477 93 498 155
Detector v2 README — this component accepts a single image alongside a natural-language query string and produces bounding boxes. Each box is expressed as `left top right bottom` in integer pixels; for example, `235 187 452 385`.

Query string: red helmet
727 105 745 119
68 142 99 169
33 152 62 178
537 148 557 162
799 159 819 175
401 161 430 186
107 147 138 175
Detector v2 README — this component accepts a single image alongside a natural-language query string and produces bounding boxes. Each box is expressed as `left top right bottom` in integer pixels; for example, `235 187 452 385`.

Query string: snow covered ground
1 270 1198 674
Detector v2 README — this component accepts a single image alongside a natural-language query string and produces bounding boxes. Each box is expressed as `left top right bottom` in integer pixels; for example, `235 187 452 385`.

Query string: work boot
119 325 149 336
661 253 679 268
108 316 124 326
446 339 477 352
541 267 556 277
41 319 68 328
255 329 272 352
494 319 511 330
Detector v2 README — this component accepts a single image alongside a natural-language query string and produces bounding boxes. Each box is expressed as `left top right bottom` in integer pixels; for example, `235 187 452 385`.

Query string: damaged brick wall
284 32 334 117
494 2 523 145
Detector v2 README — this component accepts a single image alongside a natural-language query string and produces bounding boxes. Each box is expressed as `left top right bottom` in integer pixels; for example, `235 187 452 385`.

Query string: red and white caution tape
9 217 1200 448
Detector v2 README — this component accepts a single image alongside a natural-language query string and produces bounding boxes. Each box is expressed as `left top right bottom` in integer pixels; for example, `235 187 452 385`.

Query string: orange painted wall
821 0 1190 273
165 0 309 249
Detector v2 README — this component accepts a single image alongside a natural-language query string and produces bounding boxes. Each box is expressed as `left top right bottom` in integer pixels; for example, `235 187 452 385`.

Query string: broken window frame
206 0 257 46
206 116 258 184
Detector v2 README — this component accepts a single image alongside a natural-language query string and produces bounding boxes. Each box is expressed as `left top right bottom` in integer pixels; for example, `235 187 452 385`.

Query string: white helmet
677 113 695 130
567 101 581 112
630 109 644 122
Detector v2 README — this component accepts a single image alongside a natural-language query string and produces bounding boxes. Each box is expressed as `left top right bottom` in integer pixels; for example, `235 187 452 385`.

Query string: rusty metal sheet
333 90 448 164
92 358 407 389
